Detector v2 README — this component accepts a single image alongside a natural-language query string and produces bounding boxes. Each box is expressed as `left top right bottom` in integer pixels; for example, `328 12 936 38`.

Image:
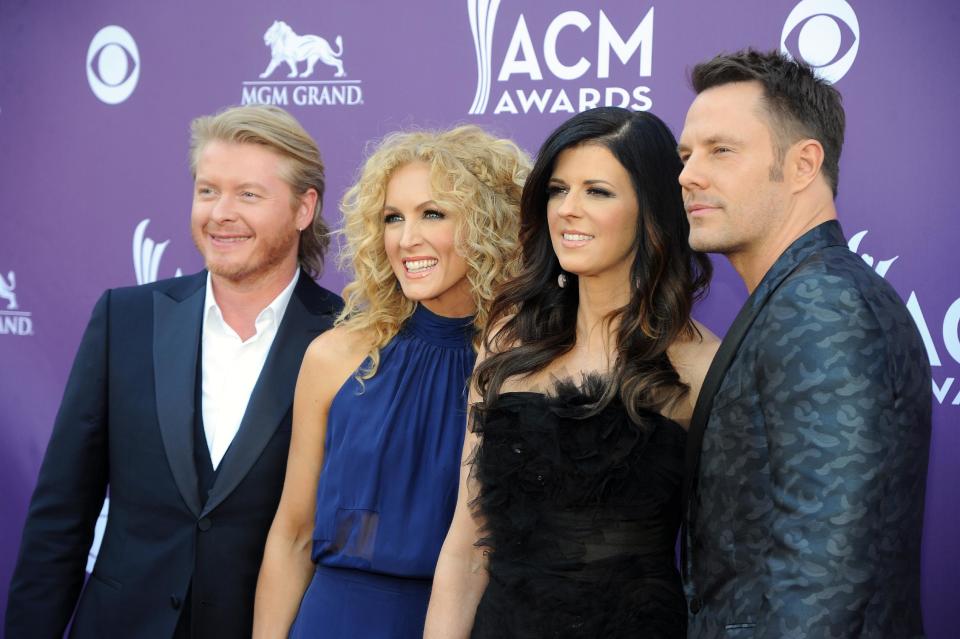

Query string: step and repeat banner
1 0 957 633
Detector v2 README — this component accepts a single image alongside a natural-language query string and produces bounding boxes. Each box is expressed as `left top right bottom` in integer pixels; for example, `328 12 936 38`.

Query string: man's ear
786 138 825 193
296 188 318 231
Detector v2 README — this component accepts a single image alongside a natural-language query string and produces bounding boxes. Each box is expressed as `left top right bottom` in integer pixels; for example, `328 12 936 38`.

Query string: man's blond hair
189 105 330 276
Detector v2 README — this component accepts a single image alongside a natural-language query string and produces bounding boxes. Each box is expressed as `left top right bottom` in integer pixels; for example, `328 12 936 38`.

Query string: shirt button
690 596 703 614
170 595 181 610
198 517 212 531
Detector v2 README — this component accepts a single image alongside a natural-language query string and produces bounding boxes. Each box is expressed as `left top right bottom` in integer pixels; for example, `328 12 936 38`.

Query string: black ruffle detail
469 375 687 638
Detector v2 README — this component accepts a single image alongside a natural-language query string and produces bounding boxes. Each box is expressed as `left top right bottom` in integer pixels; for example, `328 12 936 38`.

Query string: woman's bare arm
252 328 367 638
424 337 501 639
423 422 488 639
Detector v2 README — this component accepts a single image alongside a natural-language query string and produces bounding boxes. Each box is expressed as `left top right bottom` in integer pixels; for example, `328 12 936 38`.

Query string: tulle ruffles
469 375 688 638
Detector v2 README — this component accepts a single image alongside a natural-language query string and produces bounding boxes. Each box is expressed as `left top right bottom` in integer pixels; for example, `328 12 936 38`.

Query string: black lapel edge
679 221 847 576
682 220 848 509
201 279 332 516
153 284 205 518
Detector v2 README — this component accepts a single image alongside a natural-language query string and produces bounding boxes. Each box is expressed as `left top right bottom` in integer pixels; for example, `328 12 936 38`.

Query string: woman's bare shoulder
301 325 374 378
665 320 721 427
671 320 720 376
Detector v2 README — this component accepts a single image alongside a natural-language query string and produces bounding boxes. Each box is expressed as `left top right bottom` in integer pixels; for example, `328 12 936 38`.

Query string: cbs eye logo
86 26 140 105
781 0 859 84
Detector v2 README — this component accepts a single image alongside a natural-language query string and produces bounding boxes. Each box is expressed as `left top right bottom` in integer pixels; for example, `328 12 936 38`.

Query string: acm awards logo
780 0 859 84
241 20 363 108
0 270 33 337
849 231 960 407
468 1 654 115
133 219 182 284
86 25 140 104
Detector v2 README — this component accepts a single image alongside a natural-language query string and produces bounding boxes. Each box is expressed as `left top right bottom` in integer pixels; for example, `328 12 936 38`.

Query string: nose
678 154 707 193
554 189 581 219
209 194 237 223
398 218 423 249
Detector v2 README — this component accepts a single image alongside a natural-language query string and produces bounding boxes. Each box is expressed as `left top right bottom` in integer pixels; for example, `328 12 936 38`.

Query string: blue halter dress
289 304 475 638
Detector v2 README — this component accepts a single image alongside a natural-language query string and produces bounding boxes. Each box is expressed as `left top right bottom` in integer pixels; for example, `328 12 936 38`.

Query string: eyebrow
678 134 745 154
193 178 269 192
548 177 614 187
384 200 440 212
236 181 269 191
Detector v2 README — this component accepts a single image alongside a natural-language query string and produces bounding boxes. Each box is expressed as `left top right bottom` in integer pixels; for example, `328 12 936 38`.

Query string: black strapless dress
470 377 687 638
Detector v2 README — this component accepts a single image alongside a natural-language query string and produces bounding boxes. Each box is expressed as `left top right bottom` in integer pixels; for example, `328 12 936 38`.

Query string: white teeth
404 259 438 272
563 233 593 241
213 236 249 242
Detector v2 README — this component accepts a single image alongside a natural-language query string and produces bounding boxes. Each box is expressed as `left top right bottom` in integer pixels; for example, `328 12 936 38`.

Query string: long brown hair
474 107 711 423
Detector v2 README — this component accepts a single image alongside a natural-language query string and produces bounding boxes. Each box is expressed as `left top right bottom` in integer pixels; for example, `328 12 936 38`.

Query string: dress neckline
404 303 475 348
488 387 687 436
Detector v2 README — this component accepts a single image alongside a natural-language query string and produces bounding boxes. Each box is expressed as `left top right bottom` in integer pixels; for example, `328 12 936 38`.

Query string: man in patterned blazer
677 50 931 637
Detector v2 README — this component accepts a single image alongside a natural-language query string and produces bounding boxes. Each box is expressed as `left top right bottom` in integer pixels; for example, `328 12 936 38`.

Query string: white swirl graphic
133 219 182 285
468 0 502 115
847 230 898 278
781 0 859 84
86 25 140 104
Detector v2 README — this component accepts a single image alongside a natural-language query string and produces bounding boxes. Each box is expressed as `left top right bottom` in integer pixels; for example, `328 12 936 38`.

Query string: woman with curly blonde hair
253 126 529 638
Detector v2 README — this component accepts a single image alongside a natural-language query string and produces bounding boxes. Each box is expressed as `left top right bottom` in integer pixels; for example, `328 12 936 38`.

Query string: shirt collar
203 269 301 338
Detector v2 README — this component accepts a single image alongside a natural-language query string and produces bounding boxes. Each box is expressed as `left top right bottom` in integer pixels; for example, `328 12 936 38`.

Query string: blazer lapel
153 276 206 518
201 277 331 516
683 220 849 510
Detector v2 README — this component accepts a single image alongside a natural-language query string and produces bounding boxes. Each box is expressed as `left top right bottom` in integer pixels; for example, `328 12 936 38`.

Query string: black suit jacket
6 271 342 638
683 221 930 638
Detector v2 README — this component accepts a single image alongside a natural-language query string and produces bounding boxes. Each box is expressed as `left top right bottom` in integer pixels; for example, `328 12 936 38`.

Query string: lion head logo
259 20 346 79
0 271 17 310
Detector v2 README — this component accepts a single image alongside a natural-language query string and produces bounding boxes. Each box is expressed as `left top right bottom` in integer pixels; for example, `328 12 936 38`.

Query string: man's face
677 81 789 258
191 141 311 284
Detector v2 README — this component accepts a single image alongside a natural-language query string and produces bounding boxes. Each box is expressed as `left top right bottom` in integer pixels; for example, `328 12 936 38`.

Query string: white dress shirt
200 270 299 469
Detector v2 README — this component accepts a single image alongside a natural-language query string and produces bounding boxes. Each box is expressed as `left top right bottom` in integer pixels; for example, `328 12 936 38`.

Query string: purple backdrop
1 0 957 634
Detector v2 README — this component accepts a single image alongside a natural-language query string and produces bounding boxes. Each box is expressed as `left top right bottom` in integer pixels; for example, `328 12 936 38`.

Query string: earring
557 272 567 288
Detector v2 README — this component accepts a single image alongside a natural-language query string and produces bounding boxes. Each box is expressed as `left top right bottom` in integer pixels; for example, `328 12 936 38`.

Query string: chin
687 231 719 254
556 257 589 275
206 262 252 282
398 284 434 302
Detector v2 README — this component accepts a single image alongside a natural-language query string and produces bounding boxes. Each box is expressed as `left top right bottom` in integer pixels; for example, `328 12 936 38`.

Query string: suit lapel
201 277 330 516
153 275 206 518
683 220 849 510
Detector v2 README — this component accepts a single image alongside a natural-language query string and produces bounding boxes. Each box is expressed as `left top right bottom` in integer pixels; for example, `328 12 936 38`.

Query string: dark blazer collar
201 271 335 516
741 219 847 317
153 271 207 518
153 270 337 518
683 220 847 507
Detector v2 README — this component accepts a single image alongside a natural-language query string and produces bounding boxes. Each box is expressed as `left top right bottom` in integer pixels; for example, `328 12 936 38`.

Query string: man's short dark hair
691 49 845 197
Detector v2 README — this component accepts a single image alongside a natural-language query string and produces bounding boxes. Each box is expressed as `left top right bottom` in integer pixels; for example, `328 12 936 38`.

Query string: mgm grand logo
241 20 363 108
0 270 34 337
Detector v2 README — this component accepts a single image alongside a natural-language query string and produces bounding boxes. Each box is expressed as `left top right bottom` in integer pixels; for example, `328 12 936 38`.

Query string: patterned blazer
683 221 931 638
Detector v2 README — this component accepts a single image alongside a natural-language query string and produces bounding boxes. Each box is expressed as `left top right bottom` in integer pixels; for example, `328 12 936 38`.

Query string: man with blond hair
6 105 342 638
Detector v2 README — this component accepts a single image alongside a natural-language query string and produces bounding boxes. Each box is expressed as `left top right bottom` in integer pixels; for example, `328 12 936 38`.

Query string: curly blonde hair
338 125 530 378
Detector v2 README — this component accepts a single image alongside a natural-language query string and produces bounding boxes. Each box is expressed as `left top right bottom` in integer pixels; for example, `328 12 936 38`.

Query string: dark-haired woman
424 107 719 638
